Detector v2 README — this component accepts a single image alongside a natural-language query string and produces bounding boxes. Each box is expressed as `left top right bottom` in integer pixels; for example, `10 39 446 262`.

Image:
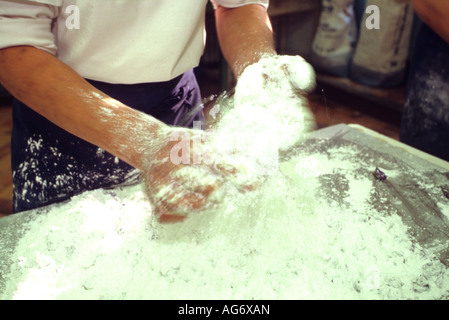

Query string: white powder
440 204 449 220
204 55 316 181
1 143 449 300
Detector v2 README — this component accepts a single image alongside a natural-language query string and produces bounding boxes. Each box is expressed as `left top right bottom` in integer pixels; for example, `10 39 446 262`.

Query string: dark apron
400 24 449 162
11 69 204 213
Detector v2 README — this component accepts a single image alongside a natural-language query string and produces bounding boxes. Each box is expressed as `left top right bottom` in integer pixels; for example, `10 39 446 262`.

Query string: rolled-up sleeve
0 0 61 54
210 0 269 10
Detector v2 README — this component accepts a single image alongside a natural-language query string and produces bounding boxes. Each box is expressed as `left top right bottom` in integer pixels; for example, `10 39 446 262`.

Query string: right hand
141 126 256 223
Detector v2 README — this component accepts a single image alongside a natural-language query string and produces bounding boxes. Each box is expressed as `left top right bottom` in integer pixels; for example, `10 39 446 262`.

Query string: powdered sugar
1 140 448 300
205 55 316 180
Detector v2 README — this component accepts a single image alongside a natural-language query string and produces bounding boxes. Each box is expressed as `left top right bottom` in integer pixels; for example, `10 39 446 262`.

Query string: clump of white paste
206 55 316 180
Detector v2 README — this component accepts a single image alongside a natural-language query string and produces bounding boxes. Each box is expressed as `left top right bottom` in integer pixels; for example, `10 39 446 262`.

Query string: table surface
1 123 449 296
292 124 449 267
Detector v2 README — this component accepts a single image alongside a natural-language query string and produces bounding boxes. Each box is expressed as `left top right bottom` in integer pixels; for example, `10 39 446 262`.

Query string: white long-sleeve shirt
0 0 268 84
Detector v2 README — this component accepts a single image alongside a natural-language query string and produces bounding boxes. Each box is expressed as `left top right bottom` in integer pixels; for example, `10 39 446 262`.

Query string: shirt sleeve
0 0 61 54
210 0 269 10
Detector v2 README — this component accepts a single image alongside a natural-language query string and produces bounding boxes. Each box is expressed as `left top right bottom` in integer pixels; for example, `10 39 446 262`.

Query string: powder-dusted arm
0 46 168 172
0 0 162 170
212 1 276 78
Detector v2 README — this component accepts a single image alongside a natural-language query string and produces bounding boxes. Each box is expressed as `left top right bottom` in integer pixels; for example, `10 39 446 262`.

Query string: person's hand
226 55 317 154
141 126 257 223
235 54 316 102
197 55 317 187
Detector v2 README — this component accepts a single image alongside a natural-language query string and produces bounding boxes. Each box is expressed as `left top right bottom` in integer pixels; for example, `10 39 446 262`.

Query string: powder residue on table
1 141 449 300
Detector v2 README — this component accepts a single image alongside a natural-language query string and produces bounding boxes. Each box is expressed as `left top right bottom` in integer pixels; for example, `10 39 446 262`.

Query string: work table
1 124 448 300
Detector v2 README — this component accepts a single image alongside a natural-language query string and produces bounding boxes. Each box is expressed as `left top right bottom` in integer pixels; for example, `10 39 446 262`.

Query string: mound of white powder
1 140 449 300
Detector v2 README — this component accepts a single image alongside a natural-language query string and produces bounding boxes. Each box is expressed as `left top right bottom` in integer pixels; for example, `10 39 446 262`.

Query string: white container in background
311 0 358 77
350 0 414 87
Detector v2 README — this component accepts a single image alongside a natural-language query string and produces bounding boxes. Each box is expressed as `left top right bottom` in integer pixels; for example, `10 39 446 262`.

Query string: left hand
200 55 317 183
234 54 316 104
231 54 317 152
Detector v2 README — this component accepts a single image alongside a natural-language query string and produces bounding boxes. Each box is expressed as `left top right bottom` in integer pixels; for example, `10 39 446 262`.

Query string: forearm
0 46 166 170
411 0 449 43
214 4 276 79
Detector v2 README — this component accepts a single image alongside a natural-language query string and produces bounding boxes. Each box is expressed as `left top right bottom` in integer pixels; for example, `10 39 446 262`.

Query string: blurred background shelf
315 73 405 127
